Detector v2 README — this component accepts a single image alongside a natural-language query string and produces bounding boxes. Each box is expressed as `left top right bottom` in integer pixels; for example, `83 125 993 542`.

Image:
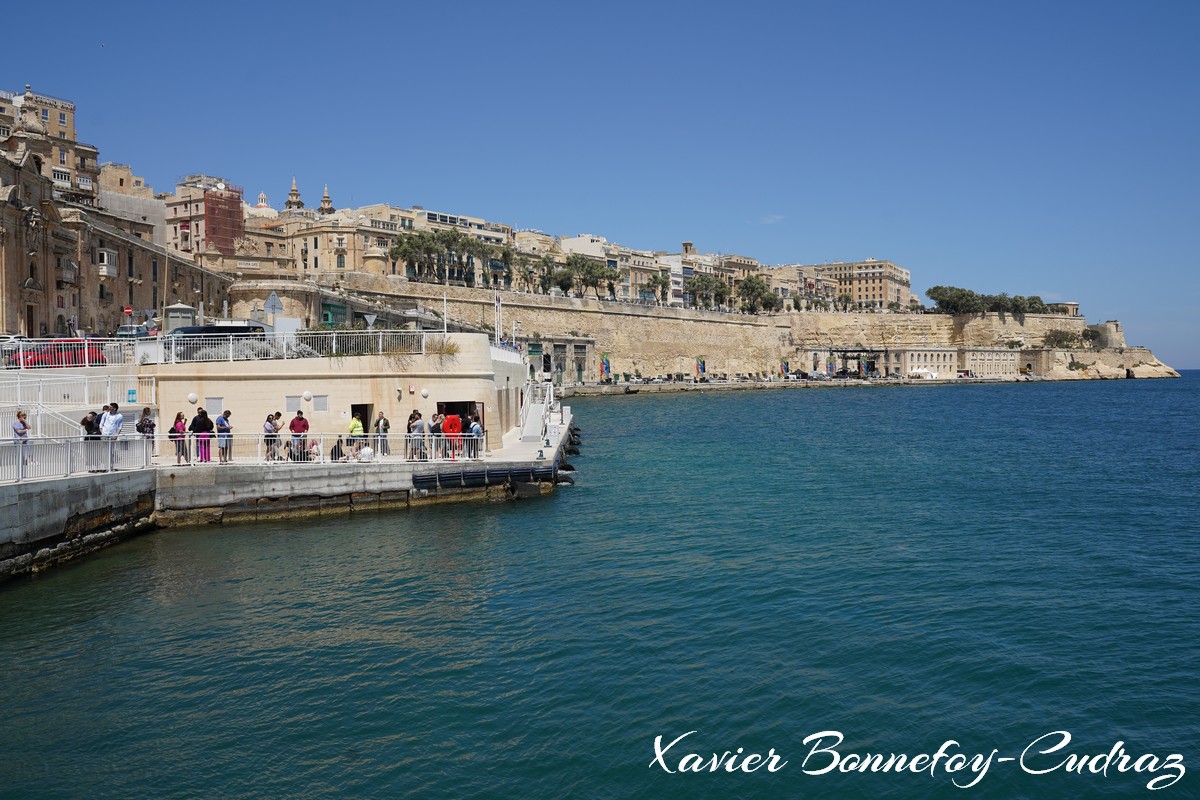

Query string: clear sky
8 0 1198 366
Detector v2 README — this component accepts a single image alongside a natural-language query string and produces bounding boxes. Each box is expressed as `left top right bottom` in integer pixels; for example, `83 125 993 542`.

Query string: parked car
0 334 30 356
6 338 106 368
113 324 152 338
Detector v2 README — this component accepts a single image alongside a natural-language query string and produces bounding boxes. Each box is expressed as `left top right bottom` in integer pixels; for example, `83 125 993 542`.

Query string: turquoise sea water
2 374 1198 799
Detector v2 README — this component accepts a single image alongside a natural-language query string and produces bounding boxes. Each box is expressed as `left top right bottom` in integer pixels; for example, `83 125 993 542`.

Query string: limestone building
164 174 245 257
0 85 99 207
798 259 913 308
0 89 232 337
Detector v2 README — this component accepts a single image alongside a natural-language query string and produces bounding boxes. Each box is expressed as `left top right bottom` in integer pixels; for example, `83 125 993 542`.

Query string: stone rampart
309 278 1091 377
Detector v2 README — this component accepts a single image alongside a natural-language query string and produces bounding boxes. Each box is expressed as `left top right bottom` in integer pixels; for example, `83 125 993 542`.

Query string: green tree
537 255 557 294
738 274 772 313
566 253 615 299
551 268 577 295
1043 329 1081 348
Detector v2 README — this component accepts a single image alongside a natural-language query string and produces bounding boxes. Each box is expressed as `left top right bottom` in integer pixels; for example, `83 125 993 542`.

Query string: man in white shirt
101 402 124 439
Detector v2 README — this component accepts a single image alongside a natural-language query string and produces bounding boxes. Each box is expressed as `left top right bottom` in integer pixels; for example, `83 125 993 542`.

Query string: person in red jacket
288 410 309 460
442 413 462 460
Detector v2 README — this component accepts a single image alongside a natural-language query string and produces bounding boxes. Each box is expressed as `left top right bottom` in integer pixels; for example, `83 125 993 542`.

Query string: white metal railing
0 405 84 438
0 330 441 370
0 435 154 483
157 431 487 465
0 374 151 408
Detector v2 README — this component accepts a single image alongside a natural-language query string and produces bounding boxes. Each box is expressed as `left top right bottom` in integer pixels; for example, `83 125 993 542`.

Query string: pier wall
0 470 157 579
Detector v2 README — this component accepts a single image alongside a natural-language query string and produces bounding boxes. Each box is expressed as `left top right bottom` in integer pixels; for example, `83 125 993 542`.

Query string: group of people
405 409 484 460
75 402 156 471
167 407 234 465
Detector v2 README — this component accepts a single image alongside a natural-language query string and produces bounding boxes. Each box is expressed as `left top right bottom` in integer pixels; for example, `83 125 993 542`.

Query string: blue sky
9 0 1198 366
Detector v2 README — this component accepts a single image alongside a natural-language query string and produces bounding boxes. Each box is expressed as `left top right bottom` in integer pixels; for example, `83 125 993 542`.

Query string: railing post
66 438 73 477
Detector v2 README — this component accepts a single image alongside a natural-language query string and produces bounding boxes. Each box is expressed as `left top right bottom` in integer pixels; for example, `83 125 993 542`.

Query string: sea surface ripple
2 375 1197 799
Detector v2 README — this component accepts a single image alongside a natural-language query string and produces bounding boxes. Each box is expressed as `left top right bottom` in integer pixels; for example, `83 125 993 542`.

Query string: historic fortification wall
229 276 1170 379
281 277 1093 377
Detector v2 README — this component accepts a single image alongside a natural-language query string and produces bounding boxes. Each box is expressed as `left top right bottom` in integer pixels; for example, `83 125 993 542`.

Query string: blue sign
127 388 137 403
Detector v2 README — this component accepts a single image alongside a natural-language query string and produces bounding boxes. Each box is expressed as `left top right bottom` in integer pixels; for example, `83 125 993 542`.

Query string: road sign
123 306 133 316
264 292 284 315
364 314 377 329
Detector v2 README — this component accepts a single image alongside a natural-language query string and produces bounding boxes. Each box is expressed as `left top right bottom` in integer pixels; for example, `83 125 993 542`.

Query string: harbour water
2 374 1198 798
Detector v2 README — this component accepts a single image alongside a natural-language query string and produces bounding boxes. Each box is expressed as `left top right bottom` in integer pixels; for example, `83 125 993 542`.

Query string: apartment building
164 174 246 257
413 206 512 246
799 259 913 308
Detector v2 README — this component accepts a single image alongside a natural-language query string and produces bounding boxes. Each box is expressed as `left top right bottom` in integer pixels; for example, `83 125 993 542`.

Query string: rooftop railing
1 330 445 370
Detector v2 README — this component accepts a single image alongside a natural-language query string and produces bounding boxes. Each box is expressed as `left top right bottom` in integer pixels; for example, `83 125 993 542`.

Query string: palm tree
645 273 671 305
514 254 534 292
537 255 557 294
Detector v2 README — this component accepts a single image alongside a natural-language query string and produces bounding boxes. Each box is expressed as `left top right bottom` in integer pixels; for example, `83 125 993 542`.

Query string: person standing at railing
348 413 365 457
429 413 443 459
81 410 103 471
101 402 125 469
467 414 483 460
442 413 462 461
215 410 233 464
189 408 214 463
12 410 33 466
136 408 156 456
373 411 390 456
263 413 280 461
170 412 189 465
289 410 309 461
408 412 428 461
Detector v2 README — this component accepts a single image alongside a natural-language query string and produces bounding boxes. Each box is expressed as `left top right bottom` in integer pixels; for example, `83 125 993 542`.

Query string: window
312 395 329 412
151 258 158 282
285 395 302 412
59 112 67 125
59 150 67 164
41 109 49 121
314 257 319 269
205 397 224 413
52 168 70 182
336 254 345 269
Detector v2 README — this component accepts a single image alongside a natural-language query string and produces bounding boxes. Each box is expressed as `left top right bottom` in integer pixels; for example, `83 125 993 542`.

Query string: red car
6 339 107 368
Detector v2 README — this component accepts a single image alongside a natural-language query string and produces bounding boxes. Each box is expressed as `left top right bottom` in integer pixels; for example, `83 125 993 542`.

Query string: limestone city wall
251 276 1093 378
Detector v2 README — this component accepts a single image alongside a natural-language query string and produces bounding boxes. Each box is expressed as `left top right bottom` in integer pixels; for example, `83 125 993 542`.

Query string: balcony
96 249 118 279
56 261 78 285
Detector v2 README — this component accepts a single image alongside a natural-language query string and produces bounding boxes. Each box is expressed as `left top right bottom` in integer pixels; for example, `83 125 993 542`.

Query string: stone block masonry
266 277 1100 379
0 470 158 579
